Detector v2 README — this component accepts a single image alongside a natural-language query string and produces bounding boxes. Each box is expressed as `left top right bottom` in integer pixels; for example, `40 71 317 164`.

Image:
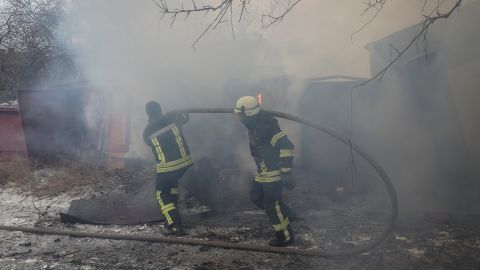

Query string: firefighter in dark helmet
143 101 193 236
234 96 297 247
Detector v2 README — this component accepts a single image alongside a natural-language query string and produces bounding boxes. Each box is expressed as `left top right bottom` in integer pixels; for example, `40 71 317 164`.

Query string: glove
282 173 296 190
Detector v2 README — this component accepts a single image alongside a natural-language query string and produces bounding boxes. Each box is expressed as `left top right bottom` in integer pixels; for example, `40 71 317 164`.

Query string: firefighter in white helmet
234 96 297 247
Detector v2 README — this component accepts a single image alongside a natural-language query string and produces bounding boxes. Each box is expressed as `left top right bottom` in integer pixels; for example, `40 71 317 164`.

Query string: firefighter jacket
143 112 193 173
248 110 294 182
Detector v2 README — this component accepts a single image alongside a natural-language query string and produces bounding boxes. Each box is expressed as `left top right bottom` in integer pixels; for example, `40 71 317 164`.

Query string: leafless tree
153 0 463 85
0 4 17 45
152 0 245 48
0 0 76 103
152 0 305 47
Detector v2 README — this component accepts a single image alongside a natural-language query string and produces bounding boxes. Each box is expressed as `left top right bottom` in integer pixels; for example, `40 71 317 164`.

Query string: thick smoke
60 0 420 153
60 0 277 170
351 0 480 218
58 0 479 219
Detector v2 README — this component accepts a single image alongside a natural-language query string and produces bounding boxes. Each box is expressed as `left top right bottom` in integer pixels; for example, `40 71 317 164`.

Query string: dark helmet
146 101 162 118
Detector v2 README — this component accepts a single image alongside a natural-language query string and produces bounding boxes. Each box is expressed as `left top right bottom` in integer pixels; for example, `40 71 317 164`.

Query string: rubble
60 158 256 225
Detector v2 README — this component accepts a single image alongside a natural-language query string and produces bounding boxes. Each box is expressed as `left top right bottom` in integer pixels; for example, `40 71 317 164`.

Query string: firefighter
143 101 193 236
234 96 297 247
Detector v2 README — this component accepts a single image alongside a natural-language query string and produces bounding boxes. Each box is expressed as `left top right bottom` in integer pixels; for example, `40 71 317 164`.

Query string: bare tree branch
230 1 235 38
354 0 463 88
152 0 227 15
1 0 75 102
153 0 234 48
152 0 303 47
239 0 247 22
422 0 429 13
32 198 57 226
0 7 18 44
150 0 463 84
191 0 232 48
351 0 389 42
261 0 303 28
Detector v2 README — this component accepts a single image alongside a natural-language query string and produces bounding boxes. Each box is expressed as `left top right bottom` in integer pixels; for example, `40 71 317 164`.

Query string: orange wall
0 106 27 159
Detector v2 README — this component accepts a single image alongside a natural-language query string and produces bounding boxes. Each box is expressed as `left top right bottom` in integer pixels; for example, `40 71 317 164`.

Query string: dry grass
0 156 111 197
0 156 33 187
32 162 109 197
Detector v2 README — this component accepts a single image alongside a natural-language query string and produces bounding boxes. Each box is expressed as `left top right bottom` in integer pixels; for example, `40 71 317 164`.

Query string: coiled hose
0 108 398 257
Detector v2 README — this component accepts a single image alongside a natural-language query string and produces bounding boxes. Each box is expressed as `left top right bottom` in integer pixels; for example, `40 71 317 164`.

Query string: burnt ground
0 167 479 269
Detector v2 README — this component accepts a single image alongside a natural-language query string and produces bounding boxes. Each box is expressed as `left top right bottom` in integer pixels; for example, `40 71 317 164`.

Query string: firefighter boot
164 224 187 236
164 214 187 236
269 226 295 247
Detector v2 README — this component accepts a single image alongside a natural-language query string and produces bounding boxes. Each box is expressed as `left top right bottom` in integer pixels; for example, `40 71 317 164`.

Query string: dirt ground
0 164 479 270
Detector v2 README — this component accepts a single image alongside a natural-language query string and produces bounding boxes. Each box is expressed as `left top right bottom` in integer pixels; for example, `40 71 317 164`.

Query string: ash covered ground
0 165 479 270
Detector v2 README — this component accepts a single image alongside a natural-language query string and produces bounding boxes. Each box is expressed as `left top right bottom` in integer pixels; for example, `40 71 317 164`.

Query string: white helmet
234 96 260 116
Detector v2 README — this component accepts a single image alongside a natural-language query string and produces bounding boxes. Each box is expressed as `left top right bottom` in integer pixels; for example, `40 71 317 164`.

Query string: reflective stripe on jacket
143 112 193 173
248 111 294 182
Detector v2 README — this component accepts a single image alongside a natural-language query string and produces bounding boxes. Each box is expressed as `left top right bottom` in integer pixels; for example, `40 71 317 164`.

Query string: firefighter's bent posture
234 96 296 247
143 101 192 235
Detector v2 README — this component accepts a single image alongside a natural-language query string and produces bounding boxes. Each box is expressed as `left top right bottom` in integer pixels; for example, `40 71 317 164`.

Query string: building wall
361 1 480 215
0 107 27 159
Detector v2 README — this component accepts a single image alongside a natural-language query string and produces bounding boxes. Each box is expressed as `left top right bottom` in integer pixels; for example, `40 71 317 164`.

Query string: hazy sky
59 0 472 104
255 0 428 78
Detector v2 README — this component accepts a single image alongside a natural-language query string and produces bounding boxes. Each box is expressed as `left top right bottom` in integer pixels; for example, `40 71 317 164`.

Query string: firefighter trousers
250 180 295 243
155 166 189 229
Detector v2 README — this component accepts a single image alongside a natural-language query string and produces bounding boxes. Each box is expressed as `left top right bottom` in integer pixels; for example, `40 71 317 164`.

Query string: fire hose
0 108 398 257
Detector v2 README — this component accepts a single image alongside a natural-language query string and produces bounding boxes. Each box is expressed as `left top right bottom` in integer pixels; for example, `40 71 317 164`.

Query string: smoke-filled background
54 0 480 221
